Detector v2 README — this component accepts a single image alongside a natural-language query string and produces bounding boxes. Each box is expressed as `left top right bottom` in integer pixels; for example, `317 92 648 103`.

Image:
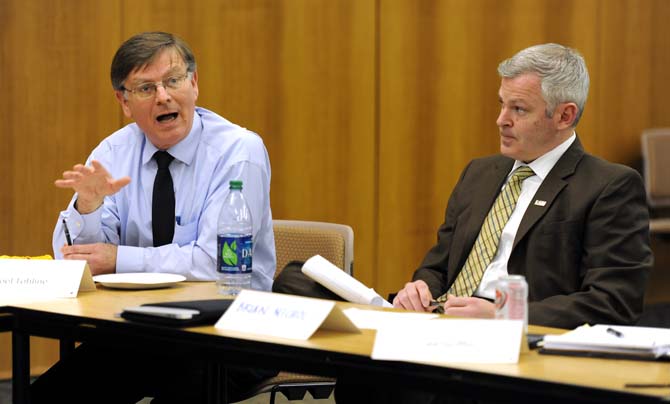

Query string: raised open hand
55 160 131 214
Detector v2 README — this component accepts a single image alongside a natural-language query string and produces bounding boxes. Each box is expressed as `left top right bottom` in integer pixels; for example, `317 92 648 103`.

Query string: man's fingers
443 295 467 308
110 176 132 192
397 282 430 312
62 254 91 261
72 164 94 175
393 290 414 310
90 160 111 176
443 307 471 317
400 285 421 311
54 179 74 188
62 244 94 255
415 281 433 308
90 160 105 171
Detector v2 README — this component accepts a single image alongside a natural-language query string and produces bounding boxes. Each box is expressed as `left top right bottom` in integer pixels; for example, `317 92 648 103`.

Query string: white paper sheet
343 307 438 330
302 255 392 307
372 319 523 364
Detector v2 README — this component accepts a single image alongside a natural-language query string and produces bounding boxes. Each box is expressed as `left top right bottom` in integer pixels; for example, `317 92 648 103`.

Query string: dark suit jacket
413 138 652 329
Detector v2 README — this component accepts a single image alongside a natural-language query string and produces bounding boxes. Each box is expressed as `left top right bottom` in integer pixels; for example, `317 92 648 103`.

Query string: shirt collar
142 109 203 166
511 132 576 181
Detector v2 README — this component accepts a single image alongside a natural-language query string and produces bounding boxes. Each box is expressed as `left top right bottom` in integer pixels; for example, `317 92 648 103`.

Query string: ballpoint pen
606 327 624 338
62 219 73 246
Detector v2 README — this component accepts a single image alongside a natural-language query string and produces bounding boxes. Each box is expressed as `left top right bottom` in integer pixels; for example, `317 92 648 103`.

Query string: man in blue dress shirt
32 31 277 404
52 33 275 289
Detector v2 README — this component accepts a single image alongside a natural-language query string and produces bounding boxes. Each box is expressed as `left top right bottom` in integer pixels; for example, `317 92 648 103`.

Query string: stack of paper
542 324 670 360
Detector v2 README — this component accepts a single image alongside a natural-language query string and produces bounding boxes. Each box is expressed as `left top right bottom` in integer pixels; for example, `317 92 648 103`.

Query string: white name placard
0 259 95 302
215 289 360 340
372 319 524 364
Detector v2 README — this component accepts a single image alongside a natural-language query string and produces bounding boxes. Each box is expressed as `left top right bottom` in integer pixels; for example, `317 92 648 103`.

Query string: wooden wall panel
650 0 670 127
122 0 377 285
589 0 654 164
0 0 121 378
0 0 122 255
376 0 669 298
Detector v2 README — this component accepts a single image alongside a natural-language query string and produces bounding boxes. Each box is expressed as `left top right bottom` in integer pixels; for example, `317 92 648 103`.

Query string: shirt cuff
116 245 145 273
77 204 104 239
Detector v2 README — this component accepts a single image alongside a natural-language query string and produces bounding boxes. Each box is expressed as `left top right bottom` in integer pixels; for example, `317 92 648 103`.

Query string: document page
343 307 438 330
302 255 393 307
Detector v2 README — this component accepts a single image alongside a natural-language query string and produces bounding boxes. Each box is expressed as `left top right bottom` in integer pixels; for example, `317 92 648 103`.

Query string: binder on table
120 299 234 327
540 324 670 361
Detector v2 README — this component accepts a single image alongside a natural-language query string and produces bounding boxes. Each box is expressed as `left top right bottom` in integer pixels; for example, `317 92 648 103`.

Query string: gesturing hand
55 160 131 214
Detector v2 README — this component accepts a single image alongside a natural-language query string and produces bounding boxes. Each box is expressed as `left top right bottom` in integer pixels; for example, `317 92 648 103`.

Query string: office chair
641 128 670 234
243 219 354 404
272 220 353 277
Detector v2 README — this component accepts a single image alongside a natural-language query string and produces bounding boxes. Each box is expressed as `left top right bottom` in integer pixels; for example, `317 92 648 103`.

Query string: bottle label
217 235 252 274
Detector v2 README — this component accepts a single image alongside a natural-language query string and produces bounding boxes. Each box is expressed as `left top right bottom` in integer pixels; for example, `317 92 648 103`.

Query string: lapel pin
534 200 547 206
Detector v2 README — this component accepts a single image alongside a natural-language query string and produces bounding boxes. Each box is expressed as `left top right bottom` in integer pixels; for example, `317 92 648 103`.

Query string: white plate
92 273 186 290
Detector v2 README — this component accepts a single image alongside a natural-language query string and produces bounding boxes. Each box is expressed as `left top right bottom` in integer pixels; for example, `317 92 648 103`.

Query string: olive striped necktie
435 165 535 303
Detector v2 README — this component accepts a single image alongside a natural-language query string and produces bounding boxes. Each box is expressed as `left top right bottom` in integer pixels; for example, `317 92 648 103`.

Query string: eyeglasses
122 71 193 100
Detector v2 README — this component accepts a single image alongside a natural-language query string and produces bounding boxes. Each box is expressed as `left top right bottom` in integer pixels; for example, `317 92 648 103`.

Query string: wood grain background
1 0 669 377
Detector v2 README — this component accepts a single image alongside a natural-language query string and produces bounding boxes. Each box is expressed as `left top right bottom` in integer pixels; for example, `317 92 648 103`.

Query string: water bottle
217 180 253 295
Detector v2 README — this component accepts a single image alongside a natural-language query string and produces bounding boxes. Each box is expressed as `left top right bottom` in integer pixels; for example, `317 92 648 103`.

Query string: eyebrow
128 66 187 85
499 96 528 105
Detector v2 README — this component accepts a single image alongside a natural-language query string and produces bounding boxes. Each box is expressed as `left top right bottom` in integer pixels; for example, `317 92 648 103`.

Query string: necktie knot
510 166 534 182
154 151 174 170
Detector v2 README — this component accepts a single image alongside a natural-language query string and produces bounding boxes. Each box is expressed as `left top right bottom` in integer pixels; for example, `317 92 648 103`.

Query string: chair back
248 220 353 403
642 128 670 207
273 220 354 276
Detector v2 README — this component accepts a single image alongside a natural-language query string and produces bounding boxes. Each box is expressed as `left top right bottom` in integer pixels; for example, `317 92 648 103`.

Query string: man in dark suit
274 43 652 403
392 43 651 330
276 43 651 330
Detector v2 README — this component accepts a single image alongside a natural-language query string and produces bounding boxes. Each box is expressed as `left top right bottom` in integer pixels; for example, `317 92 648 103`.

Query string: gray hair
498 43 589 126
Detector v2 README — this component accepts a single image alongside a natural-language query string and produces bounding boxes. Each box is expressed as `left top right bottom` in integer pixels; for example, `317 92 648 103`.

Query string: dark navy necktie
152 151 175 247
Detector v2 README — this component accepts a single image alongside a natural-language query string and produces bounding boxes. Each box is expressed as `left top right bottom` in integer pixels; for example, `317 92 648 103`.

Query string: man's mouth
156 112 178 123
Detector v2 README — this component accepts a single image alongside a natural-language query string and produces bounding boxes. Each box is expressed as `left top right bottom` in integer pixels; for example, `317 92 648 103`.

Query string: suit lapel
513 137 585 249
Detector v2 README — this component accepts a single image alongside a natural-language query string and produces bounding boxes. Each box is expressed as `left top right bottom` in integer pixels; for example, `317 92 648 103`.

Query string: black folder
120 299 234 327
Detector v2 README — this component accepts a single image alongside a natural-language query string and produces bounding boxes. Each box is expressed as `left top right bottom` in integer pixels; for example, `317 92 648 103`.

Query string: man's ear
115 90 133 118
556 102 578 129
191 70 199 100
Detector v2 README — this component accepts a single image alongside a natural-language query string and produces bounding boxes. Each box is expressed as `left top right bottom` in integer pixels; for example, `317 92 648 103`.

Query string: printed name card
0 259 95 301
372 319 524 364
215 289 360 340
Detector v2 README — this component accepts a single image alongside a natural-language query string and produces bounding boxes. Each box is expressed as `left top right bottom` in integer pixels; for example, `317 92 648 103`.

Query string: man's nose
155 84 171 103
496 108 511 128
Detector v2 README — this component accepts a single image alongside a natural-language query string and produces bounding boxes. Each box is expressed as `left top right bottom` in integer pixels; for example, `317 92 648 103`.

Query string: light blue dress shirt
53 107 276 291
